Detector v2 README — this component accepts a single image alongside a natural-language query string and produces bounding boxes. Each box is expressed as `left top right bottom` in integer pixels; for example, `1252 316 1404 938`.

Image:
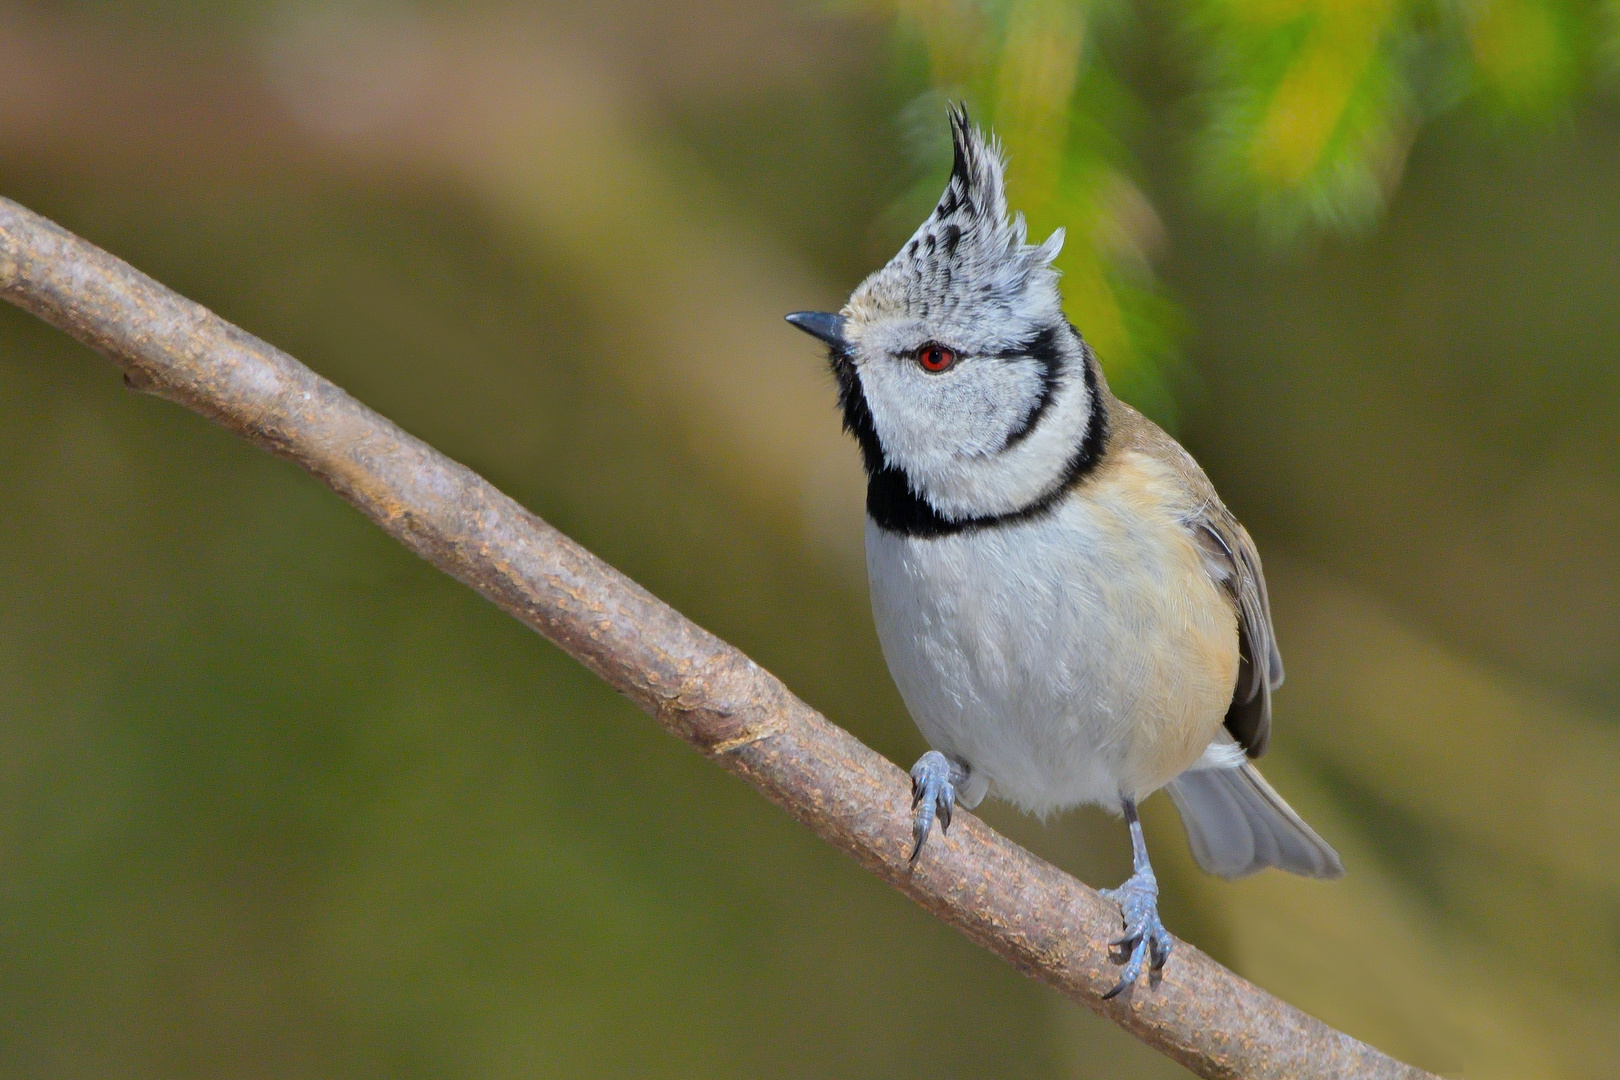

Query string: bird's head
789 106 1105 530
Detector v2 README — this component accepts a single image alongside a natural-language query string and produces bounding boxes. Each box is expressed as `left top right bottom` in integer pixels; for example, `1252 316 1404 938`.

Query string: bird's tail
1165 763 1344 880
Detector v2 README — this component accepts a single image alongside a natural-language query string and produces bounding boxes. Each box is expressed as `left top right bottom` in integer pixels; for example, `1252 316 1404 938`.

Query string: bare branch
0 196 1435 1080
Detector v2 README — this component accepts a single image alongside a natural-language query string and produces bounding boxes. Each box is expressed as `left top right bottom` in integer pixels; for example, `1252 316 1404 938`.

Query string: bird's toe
1101 870 1170 998
908 751 959 862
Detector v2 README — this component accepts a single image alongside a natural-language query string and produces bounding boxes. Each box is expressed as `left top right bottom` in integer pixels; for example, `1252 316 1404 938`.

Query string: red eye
918 345 956 372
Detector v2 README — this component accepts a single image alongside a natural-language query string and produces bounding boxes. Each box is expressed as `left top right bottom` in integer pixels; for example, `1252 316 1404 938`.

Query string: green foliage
875 0 1618 420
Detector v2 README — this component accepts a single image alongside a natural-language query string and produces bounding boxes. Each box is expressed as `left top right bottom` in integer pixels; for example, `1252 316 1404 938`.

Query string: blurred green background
1 1 1617 1077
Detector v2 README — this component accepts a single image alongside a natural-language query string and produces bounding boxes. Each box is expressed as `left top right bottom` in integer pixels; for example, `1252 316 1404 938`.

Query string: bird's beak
785 311 849 352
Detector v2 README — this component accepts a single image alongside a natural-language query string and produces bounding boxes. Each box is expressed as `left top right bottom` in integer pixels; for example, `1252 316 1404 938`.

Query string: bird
786 105 1342 998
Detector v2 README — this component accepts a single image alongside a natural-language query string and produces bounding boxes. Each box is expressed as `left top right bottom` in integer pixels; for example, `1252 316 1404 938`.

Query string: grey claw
1149 929 1171 973
908 751 958 862
1101 870 1170 999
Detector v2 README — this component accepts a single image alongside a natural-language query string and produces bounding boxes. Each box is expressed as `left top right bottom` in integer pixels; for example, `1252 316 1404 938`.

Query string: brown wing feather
1194 515 1282 758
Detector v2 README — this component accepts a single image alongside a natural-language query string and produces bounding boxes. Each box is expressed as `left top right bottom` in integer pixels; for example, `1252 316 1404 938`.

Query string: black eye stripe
997 325 1065 448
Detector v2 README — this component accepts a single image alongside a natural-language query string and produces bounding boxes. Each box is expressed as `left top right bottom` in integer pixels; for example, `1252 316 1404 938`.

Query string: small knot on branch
652 651 786 755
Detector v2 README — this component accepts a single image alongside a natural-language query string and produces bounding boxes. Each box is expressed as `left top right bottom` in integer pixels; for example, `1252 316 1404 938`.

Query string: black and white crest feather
853 104 1065 331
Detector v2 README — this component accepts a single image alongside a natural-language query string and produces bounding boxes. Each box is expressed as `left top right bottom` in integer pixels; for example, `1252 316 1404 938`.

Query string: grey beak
785 311 849 351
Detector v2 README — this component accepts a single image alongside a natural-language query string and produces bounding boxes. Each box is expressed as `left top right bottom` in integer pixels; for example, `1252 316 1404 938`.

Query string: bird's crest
857 105 1064 327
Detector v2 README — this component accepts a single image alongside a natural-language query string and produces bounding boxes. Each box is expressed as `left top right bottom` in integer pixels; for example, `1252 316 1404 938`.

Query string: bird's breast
865 450 1240 814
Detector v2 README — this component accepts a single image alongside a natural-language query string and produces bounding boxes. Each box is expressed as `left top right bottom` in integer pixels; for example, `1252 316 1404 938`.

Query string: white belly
864 456 1239 816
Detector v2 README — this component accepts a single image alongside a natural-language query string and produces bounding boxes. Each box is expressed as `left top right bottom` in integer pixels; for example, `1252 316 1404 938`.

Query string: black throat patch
830 322 1109 539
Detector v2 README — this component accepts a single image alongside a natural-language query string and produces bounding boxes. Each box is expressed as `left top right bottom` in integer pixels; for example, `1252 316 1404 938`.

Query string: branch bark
0 195 1435 1080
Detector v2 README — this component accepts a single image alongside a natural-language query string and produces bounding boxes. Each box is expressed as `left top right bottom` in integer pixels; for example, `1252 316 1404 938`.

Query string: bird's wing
1105 401 1283 759
1191 510 1282 758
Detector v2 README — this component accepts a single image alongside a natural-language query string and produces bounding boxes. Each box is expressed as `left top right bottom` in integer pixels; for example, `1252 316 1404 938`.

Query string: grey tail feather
1166 763 1344 880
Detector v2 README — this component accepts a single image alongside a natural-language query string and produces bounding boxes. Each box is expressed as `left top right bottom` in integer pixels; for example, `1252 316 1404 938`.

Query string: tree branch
0 196 1434 1080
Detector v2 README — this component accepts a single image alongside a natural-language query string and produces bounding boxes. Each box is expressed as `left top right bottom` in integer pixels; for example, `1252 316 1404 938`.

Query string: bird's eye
917 345 957 373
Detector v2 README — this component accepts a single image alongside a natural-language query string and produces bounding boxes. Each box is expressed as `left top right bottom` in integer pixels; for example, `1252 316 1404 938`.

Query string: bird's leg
1099 797 1173 999
908 751 969 863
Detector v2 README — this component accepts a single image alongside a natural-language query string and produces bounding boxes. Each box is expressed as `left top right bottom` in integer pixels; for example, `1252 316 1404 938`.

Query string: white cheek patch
857 345 1095 521
862 356 1046 472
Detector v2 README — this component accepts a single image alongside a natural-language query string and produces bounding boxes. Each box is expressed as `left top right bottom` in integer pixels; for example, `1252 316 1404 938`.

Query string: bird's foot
908 751 962 862
1099 870 1171 999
